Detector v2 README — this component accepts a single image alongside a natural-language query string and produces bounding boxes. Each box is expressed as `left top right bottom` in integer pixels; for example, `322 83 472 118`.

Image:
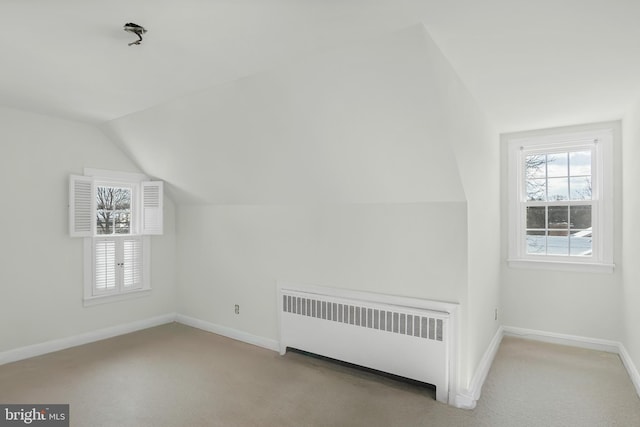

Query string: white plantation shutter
69 175 94 237
142 181 163 235
93 237 144 295
94 239 116 293
123 238 143 289
74 172 161 303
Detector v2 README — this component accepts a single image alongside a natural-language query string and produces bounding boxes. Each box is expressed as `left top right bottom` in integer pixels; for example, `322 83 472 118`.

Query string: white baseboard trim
0 313 177 366
175 314 280 352
454 392 476 410
502 325 620 353
618 344 640 399
455 326 504 409
4 315 637 404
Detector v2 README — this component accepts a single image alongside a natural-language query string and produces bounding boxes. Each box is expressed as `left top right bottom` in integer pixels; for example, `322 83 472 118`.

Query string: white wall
622 101 640 372
105 24 500 393
0 15 632 404
500 123 623 342
165 26 472 326
432 57 501 383
0 22 502 403
0 106 176 353
177 203 468 339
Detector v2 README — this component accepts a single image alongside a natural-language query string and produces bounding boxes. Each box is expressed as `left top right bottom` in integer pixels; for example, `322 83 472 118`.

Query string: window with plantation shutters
69 169 162 305
93 236 144 296
95 239 116 292
122 237 143 289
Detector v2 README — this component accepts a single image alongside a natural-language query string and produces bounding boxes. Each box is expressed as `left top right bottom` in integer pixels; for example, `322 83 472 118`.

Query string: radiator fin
282 294 445 342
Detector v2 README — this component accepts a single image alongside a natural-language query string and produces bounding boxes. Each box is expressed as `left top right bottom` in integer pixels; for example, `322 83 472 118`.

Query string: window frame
70 169 162 306
507 125 615 273
94 180 136 236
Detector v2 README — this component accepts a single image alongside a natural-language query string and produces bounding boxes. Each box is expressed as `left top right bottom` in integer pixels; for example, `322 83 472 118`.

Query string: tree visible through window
524 151 593 256
70 171 164 304
506 124 614 272
96 186 131 235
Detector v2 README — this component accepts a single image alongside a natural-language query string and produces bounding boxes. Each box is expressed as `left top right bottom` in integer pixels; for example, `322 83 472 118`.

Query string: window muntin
70 170 162 304
525 151 592 202
96 185 132 235
507 125 614 272
523 148 594 257
91 181 143 298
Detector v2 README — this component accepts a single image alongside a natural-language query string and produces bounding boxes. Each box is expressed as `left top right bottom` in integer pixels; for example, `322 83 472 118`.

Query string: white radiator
278 284 458 404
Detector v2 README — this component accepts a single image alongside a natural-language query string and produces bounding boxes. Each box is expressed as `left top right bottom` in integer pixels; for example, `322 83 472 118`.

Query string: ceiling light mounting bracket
124 23 147 46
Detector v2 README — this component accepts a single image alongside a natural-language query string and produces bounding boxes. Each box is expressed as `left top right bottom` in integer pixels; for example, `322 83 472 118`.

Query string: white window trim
506 124 615 273
85 168 148 181
70 168 162 306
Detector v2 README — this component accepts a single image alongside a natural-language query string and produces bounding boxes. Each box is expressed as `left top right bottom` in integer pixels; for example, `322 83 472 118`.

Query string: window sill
507 259 615 274
83 289 151 307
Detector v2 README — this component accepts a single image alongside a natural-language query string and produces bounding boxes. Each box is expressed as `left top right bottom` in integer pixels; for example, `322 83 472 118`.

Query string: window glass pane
516 135 606 263
525 155 546 179
547 235 569 255
526 179 546 201
548 206 568 230
570 206 592 229
548 205 568 255
526 206 546 229
526 231 546 254
96 186 131 235
569 151 591 176
570 232 592 256
114 212 131 234
569 177 591 200
547 178 568 201
96 209 113 235
547 153 568 177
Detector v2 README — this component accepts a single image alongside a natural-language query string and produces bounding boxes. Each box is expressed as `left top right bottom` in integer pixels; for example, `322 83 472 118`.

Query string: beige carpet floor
1 323 639 426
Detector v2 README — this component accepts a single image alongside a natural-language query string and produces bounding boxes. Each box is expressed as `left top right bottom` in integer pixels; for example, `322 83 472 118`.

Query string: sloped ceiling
2 0 640 132
103 26 469 204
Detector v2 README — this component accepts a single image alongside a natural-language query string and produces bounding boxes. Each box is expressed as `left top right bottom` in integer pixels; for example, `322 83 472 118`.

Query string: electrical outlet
234 304 240 315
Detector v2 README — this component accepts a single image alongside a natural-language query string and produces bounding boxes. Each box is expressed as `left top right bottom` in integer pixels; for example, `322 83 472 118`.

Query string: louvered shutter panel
123 238 143 289
141 181 163 235
69 175 94 237
95 239 116 292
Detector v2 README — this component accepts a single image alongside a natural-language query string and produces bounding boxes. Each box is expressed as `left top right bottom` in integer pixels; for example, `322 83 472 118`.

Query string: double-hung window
507 125 615 272
69 169 163 305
